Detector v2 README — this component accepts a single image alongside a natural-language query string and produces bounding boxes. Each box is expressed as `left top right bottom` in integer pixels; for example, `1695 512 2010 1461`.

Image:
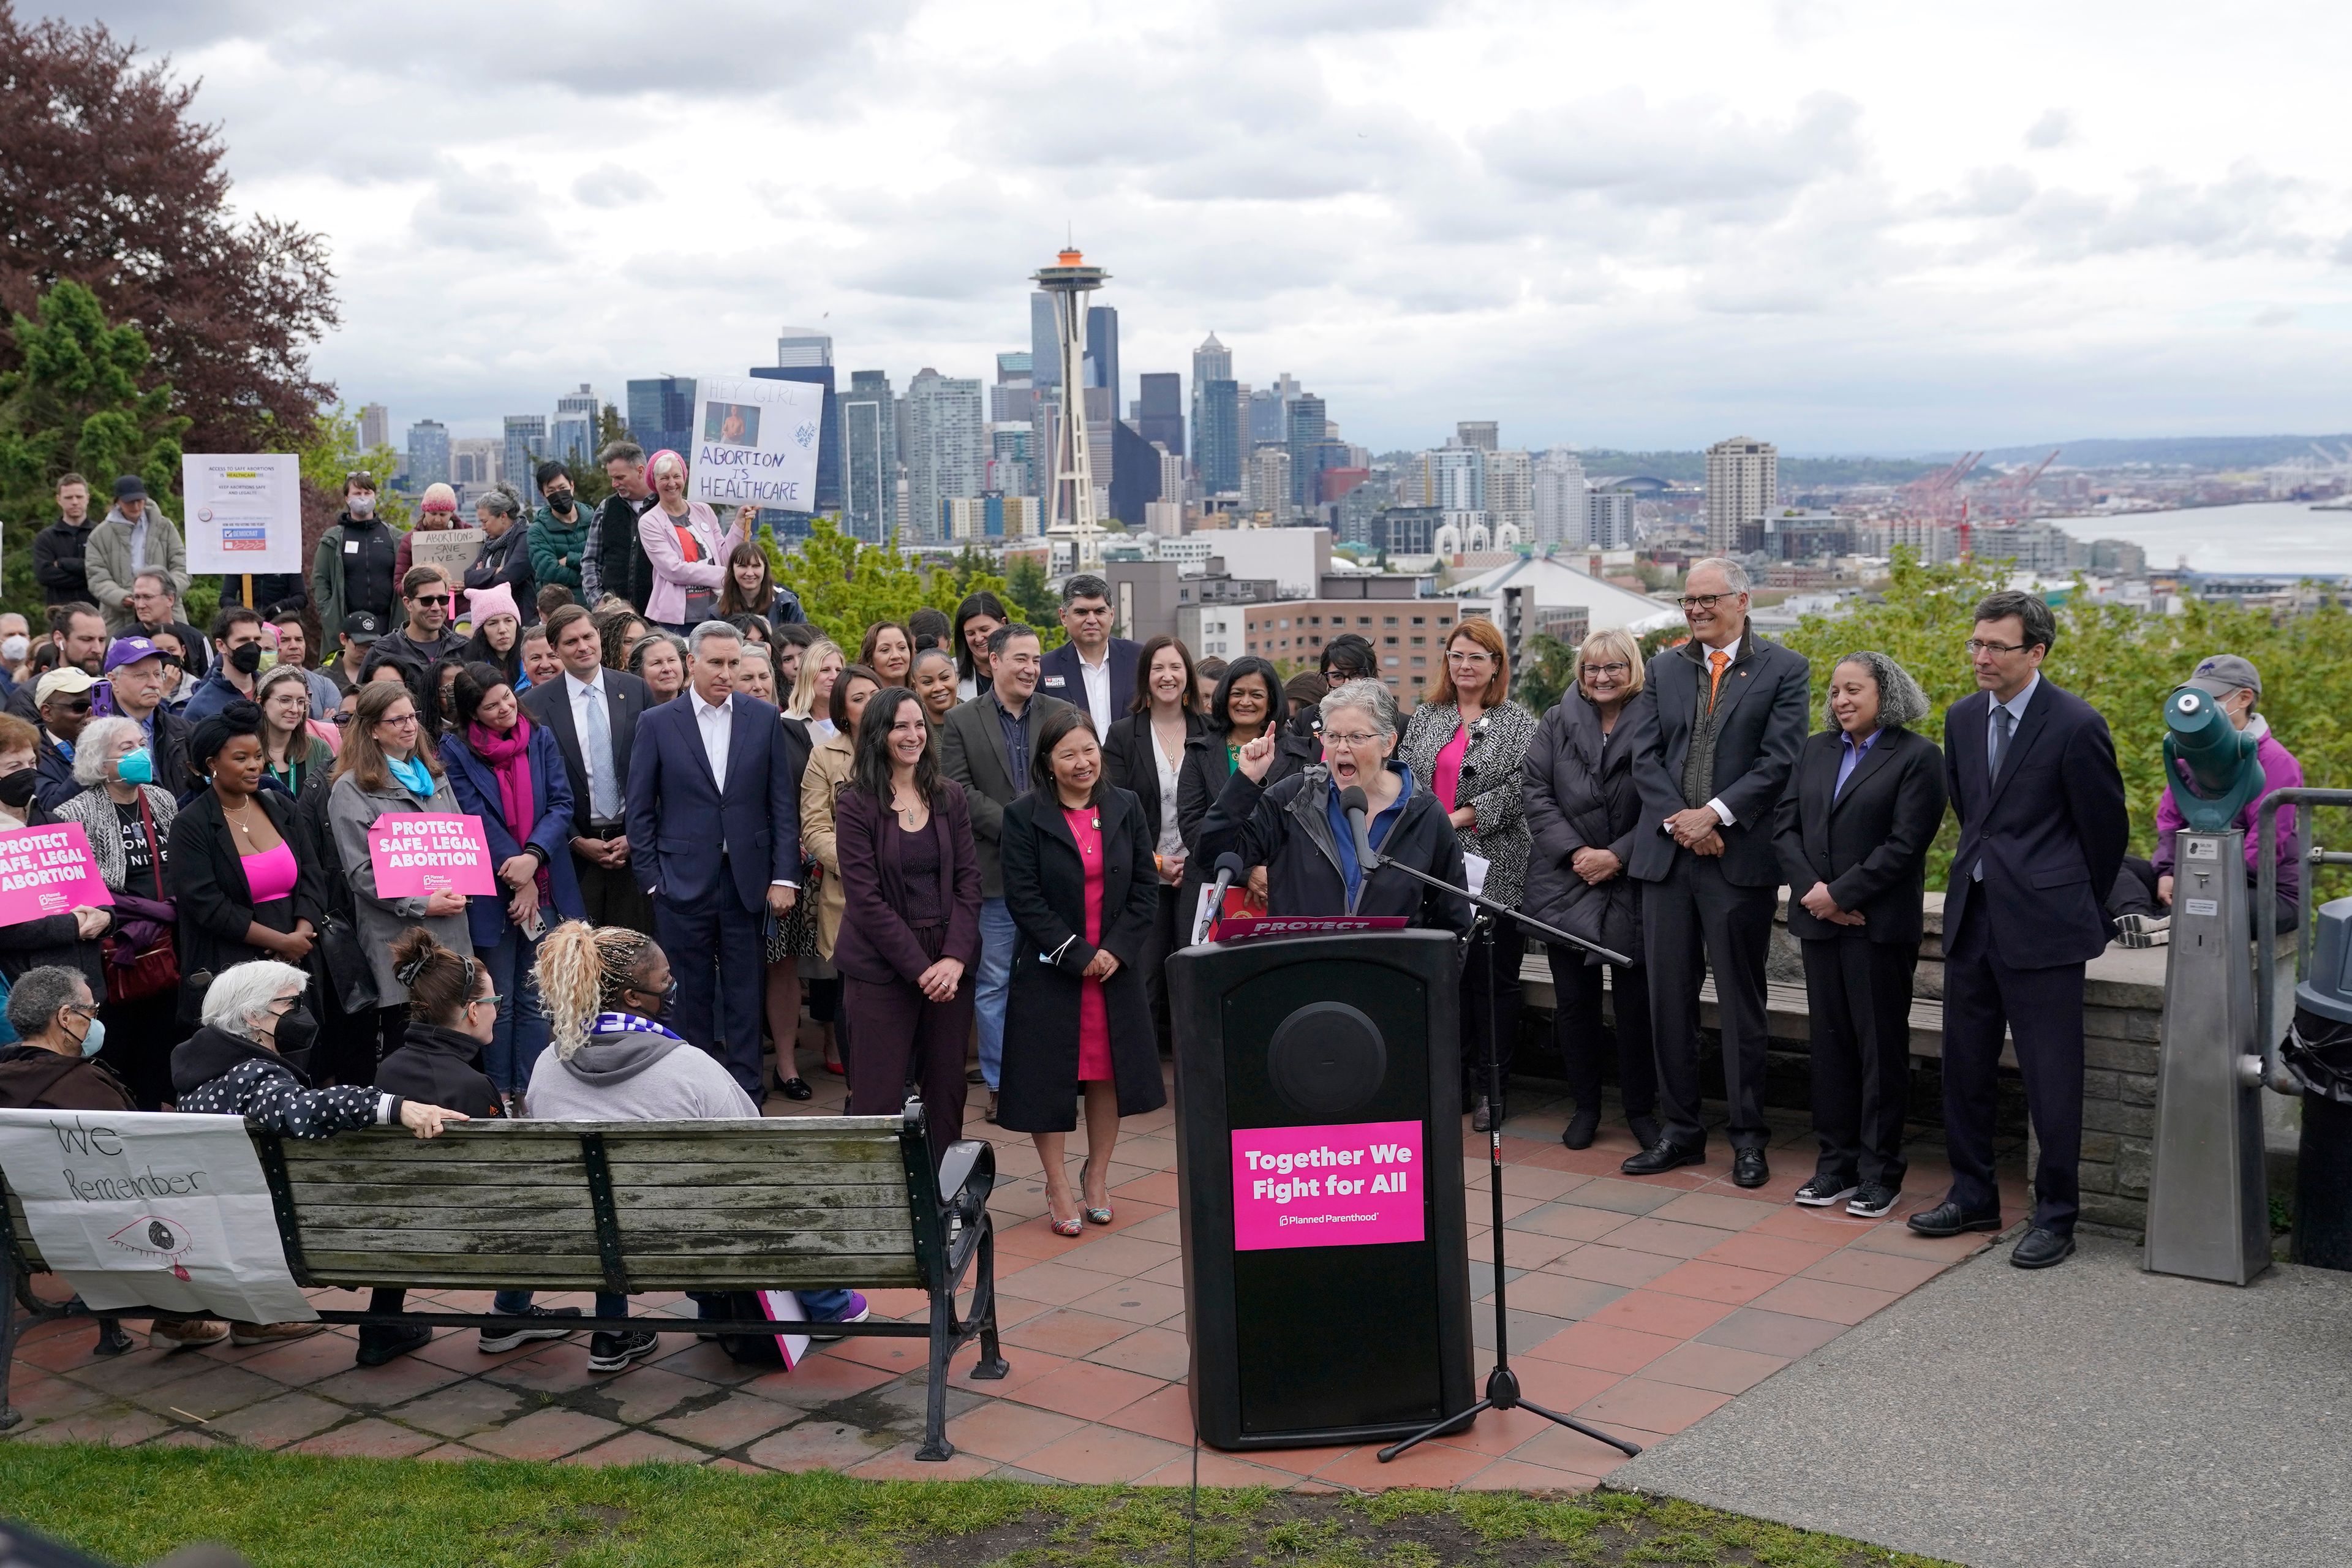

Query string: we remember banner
0 1110 315 1324
690 375 824 511
0 821 113 925
367 813 496 897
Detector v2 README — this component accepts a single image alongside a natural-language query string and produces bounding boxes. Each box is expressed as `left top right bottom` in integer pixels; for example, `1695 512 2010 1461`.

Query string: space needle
1031 244 1109 572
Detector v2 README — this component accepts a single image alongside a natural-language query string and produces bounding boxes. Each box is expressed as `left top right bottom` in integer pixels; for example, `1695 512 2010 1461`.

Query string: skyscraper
839 371 897 543
503 415 548 494
1285 394 1326 507
1532 450 1589 546
1109 418 1161 528
1085 306 1120 410
1428 445 1484 512
1194 377 1242 495
1457 421 1499 453
1137 372 1183 457
407 420 451 488
902 368 986 545
1483 448 1534 543
1191 332 1231 386
775 327 833 368
551 384 598 470
1589 488 1639 550
991 351 1035 424
1030 293 1060 390
625 377 696 458
359 403 391 452
1249 387 1287 443
750 363 842 520
1247 446 1293 522
1705 437 1778 556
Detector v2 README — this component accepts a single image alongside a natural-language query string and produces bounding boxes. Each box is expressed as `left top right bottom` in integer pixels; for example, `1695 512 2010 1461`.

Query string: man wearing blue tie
626 620 801 1099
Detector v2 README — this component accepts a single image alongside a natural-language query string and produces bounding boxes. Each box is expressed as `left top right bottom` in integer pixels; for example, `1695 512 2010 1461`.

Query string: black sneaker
1846 1182 1900 1219
587 1328 659 1373
478 1305 582 1353
1793 1172 1860 1207
354 1322 432 1367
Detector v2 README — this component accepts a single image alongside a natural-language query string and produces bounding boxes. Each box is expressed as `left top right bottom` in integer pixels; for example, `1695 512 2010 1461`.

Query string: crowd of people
0 445 2303 1376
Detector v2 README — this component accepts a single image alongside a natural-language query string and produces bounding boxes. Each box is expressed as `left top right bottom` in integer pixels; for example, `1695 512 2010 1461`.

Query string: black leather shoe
1561 1106 1600 1150
1626 1113 1663 1150
1621 1137 1705 1176
2009 1226 2075 1268
777 1076 813 1101
1731 1148 1769 1189
1906 1199 2003 1238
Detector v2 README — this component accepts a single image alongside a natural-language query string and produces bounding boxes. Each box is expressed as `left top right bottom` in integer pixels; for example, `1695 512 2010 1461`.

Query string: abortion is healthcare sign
1231 1120 1425 1252
367 813 496 897
690 374 824 511
0 821 113 924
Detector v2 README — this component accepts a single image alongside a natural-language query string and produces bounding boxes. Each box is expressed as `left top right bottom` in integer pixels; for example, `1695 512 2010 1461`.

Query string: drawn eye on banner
108 1215 197 1280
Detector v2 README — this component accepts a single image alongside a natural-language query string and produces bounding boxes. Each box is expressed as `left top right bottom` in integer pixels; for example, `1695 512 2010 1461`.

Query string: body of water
2047 500 2352 578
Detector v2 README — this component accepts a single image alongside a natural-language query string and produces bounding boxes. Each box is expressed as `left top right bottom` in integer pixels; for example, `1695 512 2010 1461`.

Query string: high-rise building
1589 488 1639 551
988 426 1033 496
775 327 832 368
502 415 548 494
839 371 897 542
625 377 696 458
1428 445 1484 512
1457 421 1499 453
1109 419 1161 528
450 437 499 487
1246 446 1294 522
1085 306 1120 410
1532 450 1589 546
1705 436 1778 556
750 363 842 521
406 420 451 488
1483 448 1534 543
991 351 1035 424
551 383 598 470
902 368 986 545
359 403 391 452
1194 376 1242 495
1030 293 1060 390
1285 394 1327 507
1157 443 1185 515
1249 387 1286 443
1191 332 1231 386
1137 372 1183 457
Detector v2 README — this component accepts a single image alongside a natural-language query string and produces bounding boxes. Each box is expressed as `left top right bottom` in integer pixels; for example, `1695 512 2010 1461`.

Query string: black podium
1167 928 1475 1451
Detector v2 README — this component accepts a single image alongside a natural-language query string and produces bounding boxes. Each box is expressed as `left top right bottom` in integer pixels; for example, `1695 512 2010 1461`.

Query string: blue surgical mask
75 1012 106 1058
116 748 153 785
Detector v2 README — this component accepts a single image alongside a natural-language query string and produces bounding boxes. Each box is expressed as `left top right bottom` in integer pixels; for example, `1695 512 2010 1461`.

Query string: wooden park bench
2 1102 1008 1461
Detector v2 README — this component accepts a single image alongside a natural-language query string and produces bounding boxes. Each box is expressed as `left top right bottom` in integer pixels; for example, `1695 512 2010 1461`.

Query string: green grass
0 1443 1959 1567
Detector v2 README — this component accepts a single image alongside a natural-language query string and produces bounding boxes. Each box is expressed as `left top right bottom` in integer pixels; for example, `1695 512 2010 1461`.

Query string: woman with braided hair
526 922 867 1373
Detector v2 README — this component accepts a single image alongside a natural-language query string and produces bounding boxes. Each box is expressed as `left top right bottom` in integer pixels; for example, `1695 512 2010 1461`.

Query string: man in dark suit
1036 573 1139 737
625 619 801 1099
1623 558 1811 1187
1913 590 2127 1268
522 604 654 934
939 623 1073 1108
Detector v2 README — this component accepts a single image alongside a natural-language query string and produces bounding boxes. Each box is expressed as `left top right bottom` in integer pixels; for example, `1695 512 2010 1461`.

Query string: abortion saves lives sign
367 813 496 897
0 821 113 925
1230 1120 1426 1251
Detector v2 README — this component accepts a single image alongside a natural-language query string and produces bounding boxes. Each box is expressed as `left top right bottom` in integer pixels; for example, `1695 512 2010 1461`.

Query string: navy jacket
440 718 587 949
625 692 801 913
1942 678 2129 970
1038 637 1140 731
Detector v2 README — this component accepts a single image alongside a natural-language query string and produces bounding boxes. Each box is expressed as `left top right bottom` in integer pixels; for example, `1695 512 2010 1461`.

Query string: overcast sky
53 0 2352 454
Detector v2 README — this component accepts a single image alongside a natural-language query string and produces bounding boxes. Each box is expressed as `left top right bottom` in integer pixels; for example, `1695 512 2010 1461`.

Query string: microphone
1199 851 1245 943
1341 785 1377 914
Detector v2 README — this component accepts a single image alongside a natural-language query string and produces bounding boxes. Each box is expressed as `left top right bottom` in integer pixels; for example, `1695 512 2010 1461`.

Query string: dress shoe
2009 1226 2075 1268
1626 1112 1663 1150
1621 1137 1705 1176
777 1076 813 1101
1560 1105 1601 1150
1905 1199 2002 1238
1731 1148 1769 1189
1470 1096 1496 1133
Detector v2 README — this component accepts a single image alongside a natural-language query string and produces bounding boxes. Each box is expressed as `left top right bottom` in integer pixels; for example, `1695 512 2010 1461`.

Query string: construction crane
1898 451 1981 524
1989 449 2059 524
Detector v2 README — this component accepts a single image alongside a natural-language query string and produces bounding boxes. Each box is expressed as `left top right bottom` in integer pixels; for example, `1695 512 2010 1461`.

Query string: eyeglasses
412 595 451 608
1324 731 1382 747
331 713 355 725
1964 638 2031 657
470 993 505 1011
1446 649 1494 664
1583 662 1632 678
379 712 421 728
1676 592 1738 611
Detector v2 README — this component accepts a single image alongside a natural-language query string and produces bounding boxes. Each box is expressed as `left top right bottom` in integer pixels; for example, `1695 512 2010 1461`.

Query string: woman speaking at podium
1199 678 1472 933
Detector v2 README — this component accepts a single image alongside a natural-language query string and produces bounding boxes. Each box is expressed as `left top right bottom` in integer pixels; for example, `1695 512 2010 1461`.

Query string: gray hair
597 439 644 469
1061 573 1110 606
1319 677 1400 741
686 620 742 658
1687 557 1751 595
71 716 144 786
1825 650 1930 731
132 569 173 597
6 965 90 1038
731 639 775 669
476 480 527 523
200 960 310 1041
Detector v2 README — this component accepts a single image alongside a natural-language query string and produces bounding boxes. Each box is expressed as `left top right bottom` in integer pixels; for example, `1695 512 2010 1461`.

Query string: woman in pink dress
998 708 1167 1235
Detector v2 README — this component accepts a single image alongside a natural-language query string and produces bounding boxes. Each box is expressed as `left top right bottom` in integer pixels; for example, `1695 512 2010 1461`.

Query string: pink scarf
467 715 551 905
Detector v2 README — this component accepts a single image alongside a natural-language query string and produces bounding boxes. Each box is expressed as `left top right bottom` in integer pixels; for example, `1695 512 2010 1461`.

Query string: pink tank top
242 840 299 905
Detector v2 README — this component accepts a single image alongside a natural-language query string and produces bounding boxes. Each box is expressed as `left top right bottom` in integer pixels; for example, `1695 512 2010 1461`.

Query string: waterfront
2046 501 2352 578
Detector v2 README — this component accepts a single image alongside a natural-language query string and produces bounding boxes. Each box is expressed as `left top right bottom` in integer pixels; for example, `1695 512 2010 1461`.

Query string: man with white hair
1623 557 1811 1188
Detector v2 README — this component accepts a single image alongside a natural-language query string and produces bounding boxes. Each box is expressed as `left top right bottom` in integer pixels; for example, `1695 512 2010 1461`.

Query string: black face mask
273 1003 319 1060
547 488 574 514
0 767 38 809
228 643 265 675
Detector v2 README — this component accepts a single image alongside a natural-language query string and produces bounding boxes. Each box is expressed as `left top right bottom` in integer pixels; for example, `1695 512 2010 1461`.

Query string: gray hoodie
525 1027 759 1123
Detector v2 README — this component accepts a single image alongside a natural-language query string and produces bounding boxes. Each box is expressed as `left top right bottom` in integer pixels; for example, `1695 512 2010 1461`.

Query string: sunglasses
412 595 452 607
50 697 92 714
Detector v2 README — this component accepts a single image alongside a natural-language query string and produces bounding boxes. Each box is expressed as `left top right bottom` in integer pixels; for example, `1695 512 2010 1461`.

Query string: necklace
224 798 262 839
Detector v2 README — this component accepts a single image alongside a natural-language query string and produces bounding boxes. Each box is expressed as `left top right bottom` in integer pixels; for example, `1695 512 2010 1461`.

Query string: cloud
573 165 657 209
1480 92 1866 216
2026 108 2076 151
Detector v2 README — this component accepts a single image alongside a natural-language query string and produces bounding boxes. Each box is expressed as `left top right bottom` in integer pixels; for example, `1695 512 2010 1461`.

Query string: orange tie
1707 650 1729 711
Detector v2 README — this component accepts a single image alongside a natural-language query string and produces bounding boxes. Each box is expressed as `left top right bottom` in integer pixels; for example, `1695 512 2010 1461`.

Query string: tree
0 9 339 453
768 516 1019 653
0 278 187 609
1002 554 1068 647
564 405 631 513
1513 631 1577 715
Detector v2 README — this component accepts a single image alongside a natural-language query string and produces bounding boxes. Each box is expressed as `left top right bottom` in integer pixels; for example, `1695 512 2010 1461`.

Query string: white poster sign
0 1109 316 1324
689 375 823 511
183 453 303 575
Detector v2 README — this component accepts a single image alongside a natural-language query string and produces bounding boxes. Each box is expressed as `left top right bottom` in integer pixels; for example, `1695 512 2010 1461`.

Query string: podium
1166 925 1475 1450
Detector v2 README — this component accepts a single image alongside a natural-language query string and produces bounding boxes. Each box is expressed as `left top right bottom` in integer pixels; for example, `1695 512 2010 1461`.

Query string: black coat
997 786 1167 1130
464 525 537 624
0 802 105 992
1198 761 1473 934
375 1023 503 1118
1101 708 1205 850
33 518 94 605
593 493 657 614
1625 625 1811 888
1520 690 1651 968
1773 726 1949 946
167 787 328 1023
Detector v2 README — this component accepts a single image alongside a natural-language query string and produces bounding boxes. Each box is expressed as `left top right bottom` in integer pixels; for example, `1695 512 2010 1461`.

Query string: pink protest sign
0 821 113 925
1230 1120 1425 1252
366 813 497 897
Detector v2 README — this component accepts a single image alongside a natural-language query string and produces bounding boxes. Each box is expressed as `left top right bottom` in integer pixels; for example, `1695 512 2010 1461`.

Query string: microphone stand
1362 849 1643 1465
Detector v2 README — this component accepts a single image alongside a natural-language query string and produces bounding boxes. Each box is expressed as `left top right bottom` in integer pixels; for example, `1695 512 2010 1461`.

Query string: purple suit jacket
832 781 984 986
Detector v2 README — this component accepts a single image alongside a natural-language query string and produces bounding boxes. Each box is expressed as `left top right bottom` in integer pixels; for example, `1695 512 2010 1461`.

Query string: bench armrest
937 1139 996 1219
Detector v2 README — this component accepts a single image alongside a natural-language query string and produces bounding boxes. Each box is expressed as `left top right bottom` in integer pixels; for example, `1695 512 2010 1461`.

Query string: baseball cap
112 475 148 501
2182 654 2260 700
342 610 385 644
35 666 97 705
104 635 161 673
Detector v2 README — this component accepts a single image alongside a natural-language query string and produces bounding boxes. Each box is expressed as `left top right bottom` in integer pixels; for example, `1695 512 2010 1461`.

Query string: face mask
348 495 375 519
74 1012 107 1058
0 768 37 809
548 487 574 512
273 1004 319 1058
116 748 153 785
228 643 265 675
2 636 27 662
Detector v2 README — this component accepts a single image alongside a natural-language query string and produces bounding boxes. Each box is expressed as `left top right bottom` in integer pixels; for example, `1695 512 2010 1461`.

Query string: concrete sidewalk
1614 1232 2352 1568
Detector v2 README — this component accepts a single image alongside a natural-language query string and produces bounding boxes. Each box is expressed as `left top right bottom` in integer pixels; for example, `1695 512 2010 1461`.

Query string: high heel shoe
1046 1185 1084 1237
1081 1170 1113 1226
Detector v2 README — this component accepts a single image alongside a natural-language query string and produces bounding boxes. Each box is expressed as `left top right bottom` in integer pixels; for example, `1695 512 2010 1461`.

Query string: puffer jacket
1198 759 1472 933
172 1025 398 1138
1519 690 1650 968
529 503 591 596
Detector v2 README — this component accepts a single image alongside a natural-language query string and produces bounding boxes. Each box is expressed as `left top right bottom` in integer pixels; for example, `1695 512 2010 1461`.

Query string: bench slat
296 1251 925 1289
293 1226 921 1257
286 1200 910 1237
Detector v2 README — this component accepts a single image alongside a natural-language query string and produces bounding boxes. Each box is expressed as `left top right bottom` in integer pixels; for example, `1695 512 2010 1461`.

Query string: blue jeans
480 921 550 1095
975 897 1017 1090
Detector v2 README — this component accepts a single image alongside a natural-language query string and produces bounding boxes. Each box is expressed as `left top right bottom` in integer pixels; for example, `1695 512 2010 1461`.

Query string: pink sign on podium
366 814 497 897
1229 1120 1426 1251
0 822 113 925
1213 914 1408 944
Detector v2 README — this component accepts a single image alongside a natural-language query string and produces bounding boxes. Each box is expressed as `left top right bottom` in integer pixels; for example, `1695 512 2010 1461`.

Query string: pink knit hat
646 449 687 486
465 582 520 630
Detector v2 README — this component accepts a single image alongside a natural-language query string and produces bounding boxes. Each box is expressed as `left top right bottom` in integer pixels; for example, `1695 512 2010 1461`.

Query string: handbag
104 794 179 1005
315 912 378 1016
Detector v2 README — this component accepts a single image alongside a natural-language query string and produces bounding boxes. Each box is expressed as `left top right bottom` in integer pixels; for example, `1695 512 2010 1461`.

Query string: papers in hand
1463 853 1490 899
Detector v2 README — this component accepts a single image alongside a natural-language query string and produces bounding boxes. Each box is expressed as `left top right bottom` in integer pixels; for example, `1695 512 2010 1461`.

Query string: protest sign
0 821 113 926
690 375 824 511
1230 1120 1426 1253
0 1109 316 1323
405 526 486 581
183 454 302 575
368 813 497 897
